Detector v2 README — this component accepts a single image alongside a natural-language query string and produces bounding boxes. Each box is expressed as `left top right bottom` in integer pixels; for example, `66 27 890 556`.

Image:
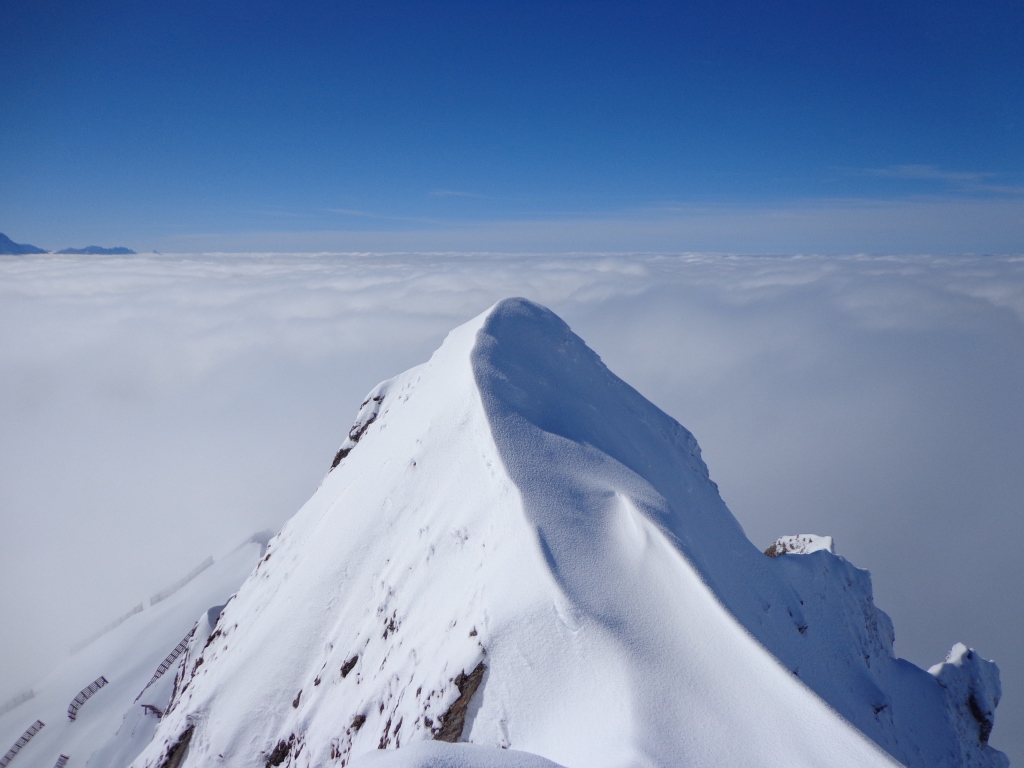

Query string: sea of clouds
1 251 1022 761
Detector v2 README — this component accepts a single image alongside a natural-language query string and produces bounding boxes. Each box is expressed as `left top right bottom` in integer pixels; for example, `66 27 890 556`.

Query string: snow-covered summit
120 298 1005 768
764 533 835 557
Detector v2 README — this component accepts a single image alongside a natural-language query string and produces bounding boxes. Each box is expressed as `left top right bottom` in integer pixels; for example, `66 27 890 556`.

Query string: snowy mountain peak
765 533 836 557
32 297 1000 768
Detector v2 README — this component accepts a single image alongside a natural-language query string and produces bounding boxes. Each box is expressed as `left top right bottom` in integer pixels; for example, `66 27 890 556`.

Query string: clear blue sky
2 0 1022 252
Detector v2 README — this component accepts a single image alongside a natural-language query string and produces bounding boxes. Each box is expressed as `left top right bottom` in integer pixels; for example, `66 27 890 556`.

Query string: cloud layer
1 252 1022 761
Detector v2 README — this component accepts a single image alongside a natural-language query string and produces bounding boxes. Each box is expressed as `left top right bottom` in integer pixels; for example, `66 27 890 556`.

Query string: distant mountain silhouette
0 232 47 254
56 245 136 255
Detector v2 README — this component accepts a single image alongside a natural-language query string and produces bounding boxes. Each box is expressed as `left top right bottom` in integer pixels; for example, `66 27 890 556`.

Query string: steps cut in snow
0 540 265 768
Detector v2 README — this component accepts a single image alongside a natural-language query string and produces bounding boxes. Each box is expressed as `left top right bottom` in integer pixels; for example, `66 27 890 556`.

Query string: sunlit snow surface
43 299 989 768
1 253 1022 766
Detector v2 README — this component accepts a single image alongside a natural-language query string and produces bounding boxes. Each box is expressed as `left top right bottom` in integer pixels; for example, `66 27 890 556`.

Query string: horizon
2 1 1023 254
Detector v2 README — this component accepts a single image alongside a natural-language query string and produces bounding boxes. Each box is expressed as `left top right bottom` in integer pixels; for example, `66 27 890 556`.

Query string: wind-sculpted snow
126 298 1004 768
764 533 835 557
473 299 1006 768
929 644 1005 766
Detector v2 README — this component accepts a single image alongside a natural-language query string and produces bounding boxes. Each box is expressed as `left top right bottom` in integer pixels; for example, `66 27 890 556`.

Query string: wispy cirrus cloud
868 164 995 183
863 164 1024 195
156 195 1024 255
430 189 487 199
322 208 436 224
249 209 321 219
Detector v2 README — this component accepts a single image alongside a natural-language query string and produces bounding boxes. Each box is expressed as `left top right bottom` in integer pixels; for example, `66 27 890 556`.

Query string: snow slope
348 742 566 768
114 298 1008 768
0 538 265 768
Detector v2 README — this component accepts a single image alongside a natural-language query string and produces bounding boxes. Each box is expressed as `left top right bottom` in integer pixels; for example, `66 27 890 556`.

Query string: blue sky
2 0 1022 252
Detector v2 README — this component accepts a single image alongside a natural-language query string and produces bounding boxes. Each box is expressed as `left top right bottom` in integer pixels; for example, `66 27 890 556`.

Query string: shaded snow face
472 299 1007 768
124 299 1003 768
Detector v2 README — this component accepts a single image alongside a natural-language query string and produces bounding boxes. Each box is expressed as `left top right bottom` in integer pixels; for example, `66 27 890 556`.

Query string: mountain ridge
0 233 47 254
55 246 136 255
0 232 136 255
123 297 1004 768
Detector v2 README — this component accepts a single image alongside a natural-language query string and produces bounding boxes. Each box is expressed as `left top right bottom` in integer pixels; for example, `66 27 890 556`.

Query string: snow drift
9 298 1003 768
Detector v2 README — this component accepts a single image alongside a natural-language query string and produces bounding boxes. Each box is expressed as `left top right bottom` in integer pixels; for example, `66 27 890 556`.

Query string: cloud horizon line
120 195 1024 256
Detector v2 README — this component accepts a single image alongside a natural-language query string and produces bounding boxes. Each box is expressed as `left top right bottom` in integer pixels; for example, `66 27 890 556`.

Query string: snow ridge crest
124 298 1005 768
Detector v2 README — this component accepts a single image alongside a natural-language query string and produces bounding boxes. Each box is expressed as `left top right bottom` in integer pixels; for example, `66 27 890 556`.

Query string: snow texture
928 644 1008 768
348 742 565 768
118 298 1005 768
764 533 835 557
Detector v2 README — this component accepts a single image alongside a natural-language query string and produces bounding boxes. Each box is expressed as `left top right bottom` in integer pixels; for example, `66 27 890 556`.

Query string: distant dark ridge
56 245 136 254
0 232 47 254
